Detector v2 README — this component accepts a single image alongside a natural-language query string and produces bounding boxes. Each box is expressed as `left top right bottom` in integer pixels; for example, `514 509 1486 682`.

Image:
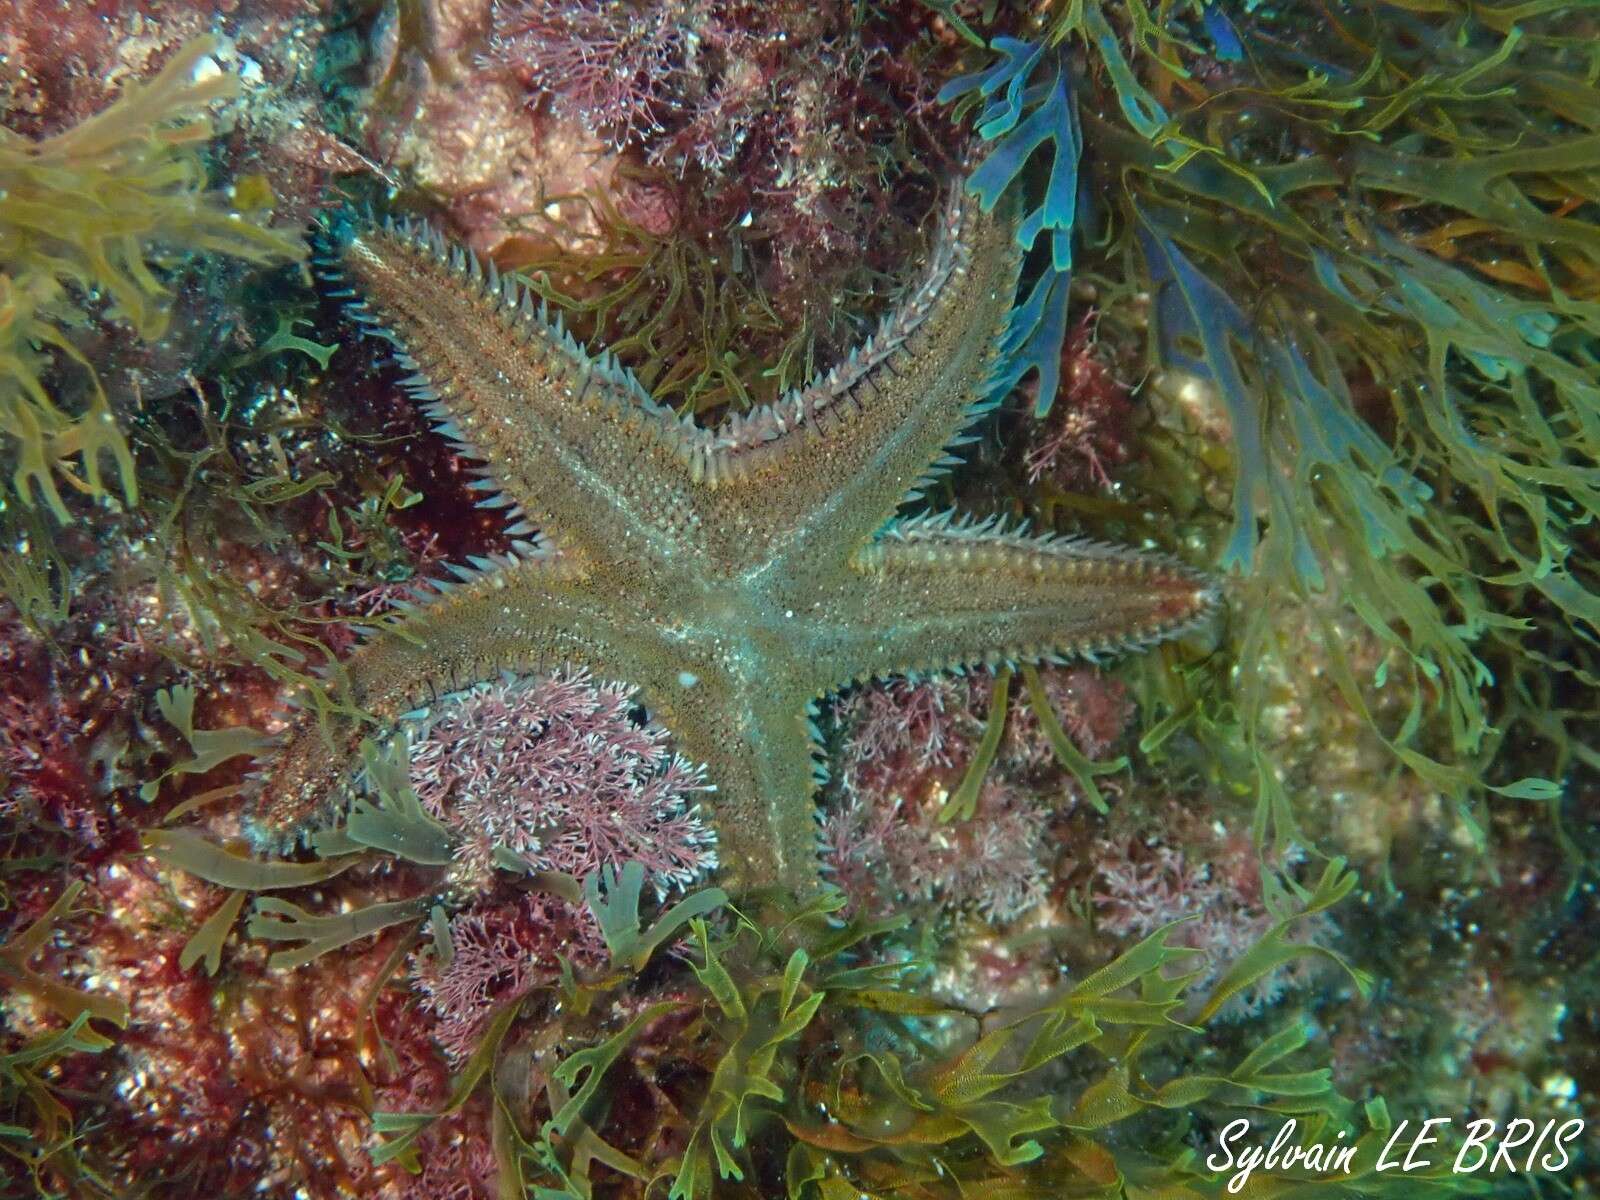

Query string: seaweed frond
491 867 1432 1199
942 38 1083 415
0 36 304 520
941 1 1600 864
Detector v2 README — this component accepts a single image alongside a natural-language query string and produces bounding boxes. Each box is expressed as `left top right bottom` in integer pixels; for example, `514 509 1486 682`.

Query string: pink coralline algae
822 781 1051 923
406 667 718 890
824 666 1136 920
486 0 875 177
479 0 949 288
410 894 605 1063
485 0 690 148
369 997 500 1199
837 666 1134 797
834 676 973 800
392 1122 499 1200
1092 837 1334 1018
0 689 100 844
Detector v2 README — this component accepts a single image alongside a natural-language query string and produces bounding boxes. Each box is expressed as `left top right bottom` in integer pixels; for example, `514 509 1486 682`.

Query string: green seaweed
670 931 828 1195
0 37 303 520
129 404 383 736
1019 662 1124 814
1195 859 1373 1024
548 1002 685 1141
177 889 248 976
343 735 455 865
0 505 69 634
503 188 800 417
583 861 728 973
1 1013 118 1196
942 0 1600 871
141 828 359 890
479 864 1432 1199
314 472 425 586
139 684 277 801
0 880 128 1032
938 666 1010 823
370 1000 521 1171
245 895 427 970
237 313 340 371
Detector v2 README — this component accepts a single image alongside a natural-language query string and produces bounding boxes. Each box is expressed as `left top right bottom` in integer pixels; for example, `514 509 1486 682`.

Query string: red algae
1022 312 1133 492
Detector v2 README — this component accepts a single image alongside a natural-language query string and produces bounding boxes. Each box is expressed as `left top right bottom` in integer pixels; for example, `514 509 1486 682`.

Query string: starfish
256 187 1218 896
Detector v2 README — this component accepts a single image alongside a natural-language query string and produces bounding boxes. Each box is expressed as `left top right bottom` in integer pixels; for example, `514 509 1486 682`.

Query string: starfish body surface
257 189 1218 895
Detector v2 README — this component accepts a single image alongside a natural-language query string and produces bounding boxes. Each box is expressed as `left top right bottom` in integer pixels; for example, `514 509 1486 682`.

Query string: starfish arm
665 687 823 898
804 512 1220 687
323 219 712 570
702 192 1025 573
249 554 674 845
